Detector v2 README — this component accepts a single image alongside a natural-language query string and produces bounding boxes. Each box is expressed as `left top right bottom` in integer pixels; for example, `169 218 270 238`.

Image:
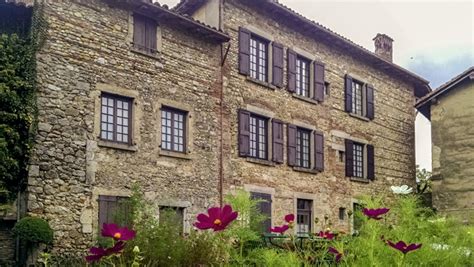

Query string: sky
159 0 474 171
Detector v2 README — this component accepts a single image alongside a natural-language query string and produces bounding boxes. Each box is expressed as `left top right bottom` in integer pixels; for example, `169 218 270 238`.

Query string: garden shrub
12 216 53 245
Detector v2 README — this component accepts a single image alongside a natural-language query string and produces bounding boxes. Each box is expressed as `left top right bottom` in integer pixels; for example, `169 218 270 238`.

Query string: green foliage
244 248 303 267
416 165 432 193
12 216 53 245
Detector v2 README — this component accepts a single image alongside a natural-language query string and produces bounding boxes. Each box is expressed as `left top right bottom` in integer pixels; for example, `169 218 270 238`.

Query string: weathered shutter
313 62 325 102
287 49 297 93
251 192 272 233
272 119 284 163
272 43 284 88
367 144 375 180
238 110 251 157
345 139 354 177
238 27 251 75
366 85 374 120
145 19 157 53
99 195 117 227
314 131 324 171
345 74 353 112
133 15 146 50
287 124 297 166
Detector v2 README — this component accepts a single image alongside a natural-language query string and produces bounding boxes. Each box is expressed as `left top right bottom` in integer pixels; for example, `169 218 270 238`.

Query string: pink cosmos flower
363 208 390 220
318 230 335 240
85 241 125 263
270 224 289 234
328 247 343 263
284 214 295 228
101 223 136 241
194 205 238 231
387 240 422 254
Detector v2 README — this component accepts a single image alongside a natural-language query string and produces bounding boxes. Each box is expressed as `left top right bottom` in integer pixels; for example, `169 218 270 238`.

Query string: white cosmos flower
390 185 413 194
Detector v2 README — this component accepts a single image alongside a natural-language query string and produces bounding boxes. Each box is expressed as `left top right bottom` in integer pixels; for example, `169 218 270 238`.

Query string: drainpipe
218 0 225 206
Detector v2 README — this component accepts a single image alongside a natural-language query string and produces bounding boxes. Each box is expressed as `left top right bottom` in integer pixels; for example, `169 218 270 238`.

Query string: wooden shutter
314 131 324 171
345 139 354 177
238 109 250 157
272 119 284 163
272 43 284 88
145 19 157 53
238 27 251 75
251 192 272 233
367 144 375 180
287 49 297 93
133 15 146 50
287 124 297 166
366 85 374 120
313 62 325 102
345 74 353 112
98 196 131 227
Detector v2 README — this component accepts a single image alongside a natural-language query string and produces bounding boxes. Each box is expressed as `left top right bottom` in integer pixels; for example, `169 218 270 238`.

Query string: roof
415 66 474 112
175 0 431 98
104 0 229 43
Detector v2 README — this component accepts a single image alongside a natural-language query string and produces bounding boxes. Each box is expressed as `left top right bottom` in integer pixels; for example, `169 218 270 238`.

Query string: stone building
20 0 430 255
416 67 474 221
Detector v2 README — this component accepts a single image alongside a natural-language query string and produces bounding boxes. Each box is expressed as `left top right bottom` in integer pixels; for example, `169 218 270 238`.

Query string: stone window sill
349 177 370 183
246 157 275 167
159 150 192 160
349 113 370 122
293 167 320 174
292 93 320 105
98 140 137 152
130 47 161 60
246 76 278 90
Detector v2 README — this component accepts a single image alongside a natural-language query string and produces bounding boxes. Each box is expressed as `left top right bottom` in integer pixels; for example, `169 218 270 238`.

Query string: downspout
218 0 225 206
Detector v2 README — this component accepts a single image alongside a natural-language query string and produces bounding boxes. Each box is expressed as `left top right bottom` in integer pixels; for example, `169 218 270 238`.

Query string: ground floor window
250 192 272 233
159 206 185 234
98 195 131 227
296 199 312 234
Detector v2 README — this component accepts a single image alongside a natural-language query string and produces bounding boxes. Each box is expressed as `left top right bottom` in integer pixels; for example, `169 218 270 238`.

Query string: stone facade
418 68 474 221
24 0 430 254
27 0 225 253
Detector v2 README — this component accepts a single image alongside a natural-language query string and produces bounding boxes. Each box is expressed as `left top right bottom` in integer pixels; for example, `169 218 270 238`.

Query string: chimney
373 33 393 62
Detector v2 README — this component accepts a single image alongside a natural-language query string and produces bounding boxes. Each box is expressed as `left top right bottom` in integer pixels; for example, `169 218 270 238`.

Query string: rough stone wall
27 0 222 253
221 0 418 232
431 80 474 221
0 220 15 265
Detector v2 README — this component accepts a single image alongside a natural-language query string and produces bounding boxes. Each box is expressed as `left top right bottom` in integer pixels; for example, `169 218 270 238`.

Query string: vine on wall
0 2 47 203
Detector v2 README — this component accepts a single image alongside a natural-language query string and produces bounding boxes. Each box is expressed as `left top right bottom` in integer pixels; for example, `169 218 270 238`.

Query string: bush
12 216 53 245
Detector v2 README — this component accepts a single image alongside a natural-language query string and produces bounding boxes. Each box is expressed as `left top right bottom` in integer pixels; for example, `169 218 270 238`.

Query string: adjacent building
18 0 430 254
416 67 474 221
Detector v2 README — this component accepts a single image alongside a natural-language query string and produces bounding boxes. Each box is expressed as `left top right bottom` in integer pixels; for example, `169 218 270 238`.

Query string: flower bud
133 246 140 253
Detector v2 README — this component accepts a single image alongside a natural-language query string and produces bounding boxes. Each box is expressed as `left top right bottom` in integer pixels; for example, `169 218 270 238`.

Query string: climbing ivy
0 2 46 202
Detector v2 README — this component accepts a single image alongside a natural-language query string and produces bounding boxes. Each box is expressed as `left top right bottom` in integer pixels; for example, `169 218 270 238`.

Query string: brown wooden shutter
287 124 297 166
287 49 297 93
272 43 284 88
145 19 157 53
98 195 118 227
313 62 325 102
366 85 374 120
250 192 272 233
238 28 251 75
272 119 284 163
345 139 354 177
133 15 146 50
367 144 375 180
238 109 250 157
345 74 353 112
314 131 324 171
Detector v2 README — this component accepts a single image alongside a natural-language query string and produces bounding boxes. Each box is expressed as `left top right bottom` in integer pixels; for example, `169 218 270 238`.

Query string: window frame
296 56 311 97
160 106 188 154
296 198 313 234
296 127 311 169
100 93 133 145
98 195 132 228
249 113 269 160
132 13 158 54
249 34 269 83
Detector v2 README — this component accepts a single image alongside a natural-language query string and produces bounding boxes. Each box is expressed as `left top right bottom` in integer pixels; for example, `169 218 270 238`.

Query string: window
161 107 187 153
159 206 184 233
339 207 346 220
297 199 312 234
98 196 131 227
296 57 310 97
352 80 364 116
249 36 268 82
100 93 132 144
133 14 157 54
250 192 272 233
353 203 364 234
296 128 311 168
353 142 364 178
249 114 268 160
